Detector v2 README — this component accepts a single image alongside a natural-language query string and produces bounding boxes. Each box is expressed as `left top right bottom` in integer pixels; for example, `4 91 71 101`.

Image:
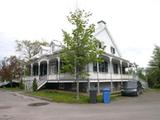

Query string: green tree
0 56 24 87
147 45 160 88
7 56 24 80
0 57 11 82
136 67 146 80
16 40 49 60
61 9 105 100
32 78 38 91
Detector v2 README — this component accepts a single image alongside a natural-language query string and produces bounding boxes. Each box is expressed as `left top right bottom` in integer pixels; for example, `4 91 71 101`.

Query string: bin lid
103 88 110 92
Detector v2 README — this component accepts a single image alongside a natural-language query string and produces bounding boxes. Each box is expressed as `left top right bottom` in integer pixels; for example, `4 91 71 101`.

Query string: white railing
48 74 57 80
59 73 74 80
37 75 48 90
88 72 133 81
23 73 133 81
23 72 134 90
23 75 48 90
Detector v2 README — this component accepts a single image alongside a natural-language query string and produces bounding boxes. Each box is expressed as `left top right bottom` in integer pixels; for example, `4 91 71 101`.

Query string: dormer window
99 42 102 48
98 41 105 49
111 47 115 54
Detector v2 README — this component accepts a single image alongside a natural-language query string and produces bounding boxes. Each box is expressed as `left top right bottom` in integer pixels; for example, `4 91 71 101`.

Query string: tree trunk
76 78 80 100
75 58 79 100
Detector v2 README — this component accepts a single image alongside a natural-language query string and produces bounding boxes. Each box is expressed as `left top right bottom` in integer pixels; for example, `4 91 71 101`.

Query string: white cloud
0 33 16 59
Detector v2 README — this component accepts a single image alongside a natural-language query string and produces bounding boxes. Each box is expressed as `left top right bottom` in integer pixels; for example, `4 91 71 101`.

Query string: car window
123 81 137 88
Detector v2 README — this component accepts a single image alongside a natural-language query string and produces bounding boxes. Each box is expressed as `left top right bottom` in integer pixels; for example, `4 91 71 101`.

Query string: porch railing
88 72 133 80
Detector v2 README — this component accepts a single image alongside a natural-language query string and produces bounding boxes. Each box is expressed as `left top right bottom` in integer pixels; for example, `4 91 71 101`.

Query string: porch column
38 62 40 76
120 60 123 85
88 79 90 94
47 60 49 75
97 60 100 95
127 62 130 79
109 57 113 92
31 63 33 76
57 57 60 81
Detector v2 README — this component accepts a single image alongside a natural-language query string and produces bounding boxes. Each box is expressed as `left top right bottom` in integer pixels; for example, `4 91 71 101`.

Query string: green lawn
145 88 160 92
27 90 89 104
0 87 121 104
26 90 121 104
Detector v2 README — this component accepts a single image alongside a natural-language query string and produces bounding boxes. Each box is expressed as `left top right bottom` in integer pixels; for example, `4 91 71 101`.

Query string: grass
145 88 160 92
26 89 121 104
0 87 121 104
27 90 89 104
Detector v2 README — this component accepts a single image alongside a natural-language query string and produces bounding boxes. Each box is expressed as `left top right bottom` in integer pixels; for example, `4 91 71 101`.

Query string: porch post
47 60 49 75
88 79 90 94
109 57 113 92
97 60 100 95
31 63 33 76
57 57 60 81
38 62 40 76
120 60 123 85
127 63 130 79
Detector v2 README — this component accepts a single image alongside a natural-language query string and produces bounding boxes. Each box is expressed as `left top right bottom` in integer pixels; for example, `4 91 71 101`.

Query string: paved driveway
0 90 160 120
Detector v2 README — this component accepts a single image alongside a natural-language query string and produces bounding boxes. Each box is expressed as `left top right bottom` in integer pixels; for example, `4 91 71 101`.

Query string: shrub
19 79 24 89
32 78 38 91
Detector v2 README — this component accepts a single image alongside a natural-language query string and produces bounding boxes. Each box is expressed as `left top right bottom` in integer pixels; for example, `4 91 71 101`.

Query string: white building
24 20 135 92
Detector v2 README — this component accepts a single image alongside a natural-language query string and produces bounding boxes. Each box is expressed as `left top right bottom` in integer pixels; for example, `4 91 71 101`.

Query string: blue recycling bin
103 88 110 104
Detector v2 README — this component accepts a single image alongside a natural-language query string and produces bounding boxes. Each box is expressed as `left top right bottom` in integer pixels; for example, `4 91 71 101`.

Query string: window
111 47 115 54
93 61 108 73
97 41 105 49
50 60 58 74
99 42 102 48
33 64 38 75
122 67 126 74
113 63 118 74
99 61 108 72
93 63 97 72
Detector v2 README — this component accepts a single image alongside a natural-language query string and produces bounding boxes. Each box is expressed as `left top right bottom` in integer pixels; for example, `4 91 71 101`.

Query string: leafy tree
0 56 24 87
0 57 11 82
61 9 105 99
16 40 49 60
147 45 160 88
7 56 24 80
136 67 146 80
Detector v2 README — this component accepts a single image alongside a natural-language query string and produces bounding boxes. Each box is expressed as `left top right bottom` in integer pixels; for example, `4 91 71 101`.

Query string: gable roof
94 20 122 57
30 20 123 61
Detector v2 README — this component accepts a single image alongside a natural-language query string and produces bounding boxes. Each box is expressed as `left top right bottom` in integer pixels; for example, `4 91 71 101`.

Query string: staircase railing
37 75 48 90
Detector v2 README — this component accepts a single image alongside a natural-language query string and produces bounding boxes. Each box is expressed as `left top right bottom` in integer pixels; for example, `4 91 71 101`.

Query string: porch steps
37 80 47 90
37 76 48 90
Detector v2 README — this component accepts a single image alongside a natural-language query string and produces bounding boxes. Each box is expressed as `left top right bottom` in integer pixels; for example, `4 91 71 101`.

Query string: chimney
97 20 106 28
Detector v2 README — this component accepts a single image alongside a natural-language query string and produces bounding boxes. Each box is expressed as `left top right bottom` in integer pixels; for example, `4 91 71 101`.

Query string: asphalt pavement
0 90 160 120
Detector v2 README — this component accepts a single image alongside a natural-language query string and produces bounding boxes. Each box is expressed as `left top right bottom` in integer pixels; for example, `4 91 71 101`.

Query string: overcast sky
0 0 160 68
